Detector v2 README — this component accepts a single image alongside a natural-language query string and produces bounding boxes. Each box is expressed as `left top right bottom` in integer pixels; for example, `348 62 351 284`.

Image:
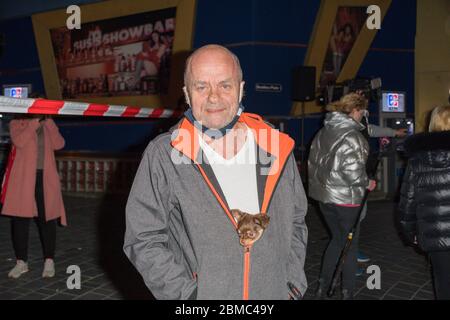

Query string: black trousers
429 250 450 300
11 170 56 261
318 202 361 293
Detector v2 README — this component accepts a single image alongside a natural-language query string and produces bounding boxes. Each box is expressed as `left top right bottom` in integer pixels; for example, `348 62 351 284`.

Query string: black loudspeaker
291 66 316 102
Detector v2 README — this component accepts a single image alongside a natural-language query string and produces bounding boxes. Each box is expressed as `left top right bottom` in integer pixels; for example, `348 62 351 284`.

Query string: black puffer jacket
398 130 450 252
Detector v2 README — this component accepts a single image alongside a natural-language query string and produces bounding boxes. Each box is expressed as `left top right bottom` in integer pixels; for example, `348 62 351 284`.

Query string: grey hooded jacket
308 112 369 204
123 113 308 300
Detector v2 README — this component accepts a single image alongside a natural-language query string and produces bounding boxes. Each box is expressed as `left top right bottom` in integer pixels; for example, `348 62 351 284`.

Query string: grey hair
183 44 243 86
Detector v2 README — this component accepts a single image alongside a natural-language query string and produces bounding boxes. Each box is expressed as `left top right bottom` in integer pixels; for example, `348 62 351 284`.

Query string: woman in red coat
1 115 66 279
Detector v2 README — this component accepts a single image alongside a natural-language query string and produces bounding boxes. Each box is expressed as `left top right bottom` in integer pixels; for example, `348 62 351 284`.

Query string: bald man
124 45 308 300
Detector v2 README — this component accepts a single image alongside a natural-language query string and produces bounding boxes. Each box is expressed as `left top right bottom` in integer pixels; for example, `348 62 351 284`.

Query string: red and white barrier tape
0 96 182 118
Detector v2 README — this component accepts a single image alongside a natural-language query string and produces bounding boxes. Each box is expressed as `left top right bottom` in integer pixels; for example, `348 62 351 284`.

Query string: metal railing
56 152 139 194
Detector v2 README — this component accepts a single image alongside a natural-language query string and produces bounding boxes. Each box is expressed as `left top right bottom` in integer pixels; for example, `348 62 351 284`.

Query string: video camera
318 77 382 106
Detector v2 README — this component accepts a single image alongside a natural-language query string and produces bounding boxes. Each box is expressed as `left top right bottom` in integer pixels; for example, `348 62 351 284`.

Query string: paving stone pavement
0 195 435 300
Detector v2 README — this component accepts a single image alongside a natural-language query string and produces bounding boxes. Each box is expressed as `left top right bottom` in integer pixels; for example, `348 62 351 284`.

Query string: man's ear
183 86 191 106
231 209 243 222
239 81 245 103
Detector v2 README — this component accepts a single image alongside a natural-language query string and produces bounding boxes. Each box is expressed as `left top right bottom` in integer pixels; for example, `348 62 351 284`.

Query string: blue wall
193 0 415 152
193 0 321 116
0 0 416 153
55 118 168 153
0 0 103 21
0 17 45 94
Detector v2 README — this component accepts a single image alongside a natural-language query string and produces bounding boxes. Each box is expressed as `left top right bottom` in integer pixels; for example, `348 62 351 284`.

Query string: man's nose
207 88 219 103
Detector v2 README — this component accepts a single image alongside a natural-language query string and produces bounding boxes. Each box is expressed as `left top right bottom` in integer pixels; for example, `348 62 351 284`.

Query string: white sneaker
8 260 29 279
42 259 55 278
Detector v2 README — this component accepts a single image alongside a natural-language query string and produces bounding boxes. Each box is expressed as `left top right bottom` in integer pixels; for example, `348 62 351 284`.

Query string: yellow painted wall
415 0 450 132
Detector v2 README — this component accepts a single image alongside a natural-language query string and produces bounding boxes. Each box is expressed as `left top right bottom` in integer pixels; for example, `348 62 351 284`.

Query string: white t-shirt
198 127 260 214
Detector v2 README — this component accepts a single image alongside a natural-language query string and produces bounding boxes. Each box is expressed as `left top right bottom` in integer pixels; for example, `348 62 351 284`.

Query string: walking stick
327 188 370 298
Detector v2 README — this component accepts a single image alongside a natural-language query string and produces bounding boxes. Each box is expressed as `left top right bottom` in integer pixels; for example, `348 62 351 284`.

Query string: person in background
355 95 408 268
308 93 376 299
398 105 450 300
1 95 66 279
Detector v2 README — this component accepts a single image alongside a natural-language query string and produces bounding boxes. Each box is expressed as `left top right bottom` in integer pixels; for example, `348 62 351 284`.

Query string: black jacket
398 130 450 252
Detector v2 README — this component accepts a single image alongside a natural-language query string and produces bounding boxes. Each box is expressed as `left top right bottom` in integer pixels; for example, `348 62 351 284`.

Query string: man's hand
395 128 407 138
368 179 377 191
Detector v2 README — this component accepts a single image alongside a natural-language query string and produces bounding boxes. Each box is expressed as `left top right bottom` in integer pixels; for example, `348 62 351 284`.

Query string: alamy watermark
66 5 81 30
366 5 382 30
366 264 381 290
66 265 81 290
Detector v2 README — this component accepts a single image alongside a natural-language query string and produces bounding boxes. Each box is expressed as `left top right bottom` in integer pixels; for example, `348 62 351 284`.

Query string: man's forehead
192 59 235 72
190 63 238 83
191 47 234 63
191 77 234 83
191 50 236 69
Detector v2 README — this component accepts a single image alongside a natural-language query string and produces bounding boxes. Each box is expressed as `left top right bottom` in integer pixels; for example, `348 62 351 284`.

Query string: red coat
1 118 67 226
